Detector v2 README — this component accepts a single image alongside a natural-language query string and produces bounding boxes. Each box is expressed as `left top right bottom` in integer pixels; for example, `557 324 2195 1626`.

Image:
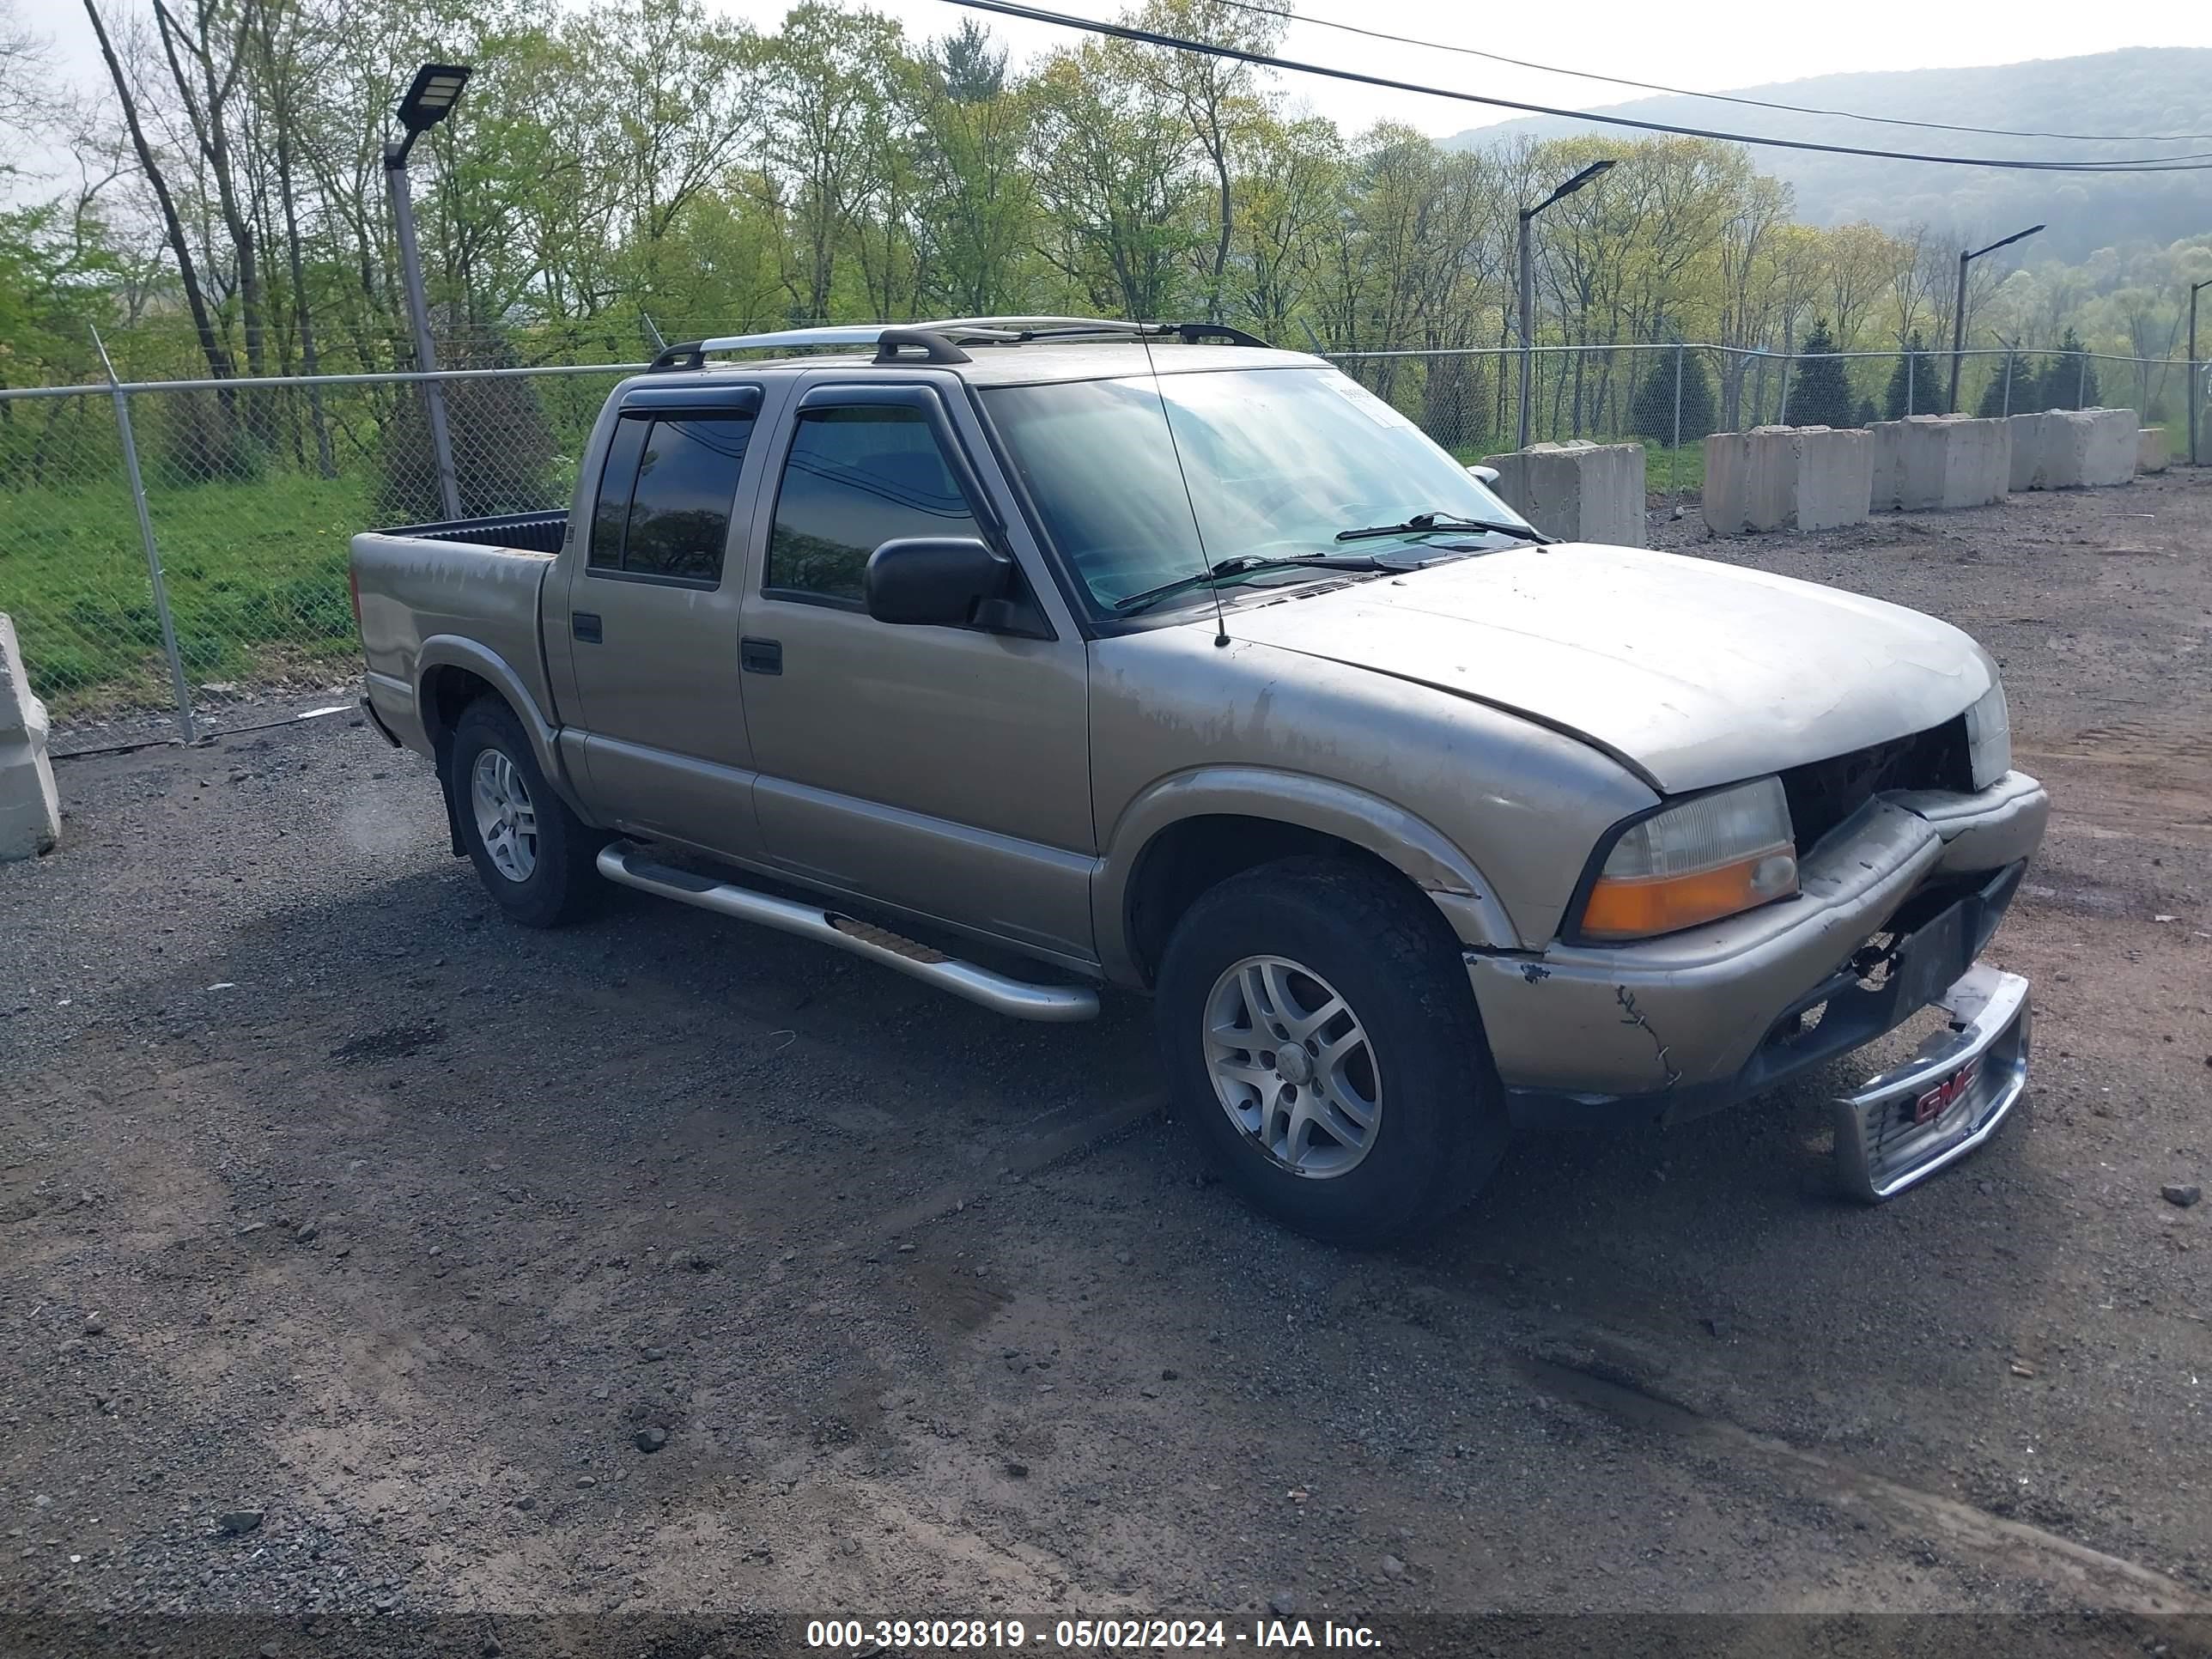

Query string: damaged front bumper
1466 770 2048 1149
1831 962 2030 1201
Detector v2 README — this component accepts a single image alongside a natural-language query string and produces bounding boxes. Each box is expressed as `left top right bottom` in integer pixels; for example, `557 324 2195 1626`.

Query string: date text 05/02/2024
804 1617 1382 1649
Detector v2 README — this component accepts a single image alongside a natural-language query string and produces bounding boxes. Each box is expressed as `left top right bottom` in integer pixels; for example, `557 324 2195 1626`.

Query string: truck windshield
978 367 1532 614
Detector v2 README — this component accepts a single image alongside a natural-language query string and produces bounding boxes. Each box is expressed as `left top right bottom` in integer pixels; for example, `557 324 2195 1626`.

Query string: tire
1154 855 1508 1246
447 697 604 927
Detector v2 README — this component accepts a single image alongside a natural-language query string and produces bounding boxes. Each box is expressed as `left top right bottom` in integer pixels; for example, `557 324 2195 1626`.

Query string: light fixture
392 63 472 160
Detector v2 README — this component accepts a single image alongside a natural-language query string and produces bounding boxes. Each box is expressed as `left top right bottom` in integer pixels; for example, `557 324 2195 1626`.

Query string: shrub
374 320 559 526
1788 321 1856 428
1628 349 1717 442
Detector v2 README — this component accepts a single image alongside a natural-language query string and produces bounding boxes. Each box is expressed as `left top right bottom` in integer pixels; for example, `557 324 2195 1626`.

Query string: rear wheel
449 698 603 927
1154 856 1508 1246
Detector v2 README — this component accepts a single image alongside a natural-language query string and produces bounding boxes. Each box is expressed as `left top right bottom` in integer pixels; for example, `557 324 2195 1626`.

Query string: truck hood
1224 544 1994 793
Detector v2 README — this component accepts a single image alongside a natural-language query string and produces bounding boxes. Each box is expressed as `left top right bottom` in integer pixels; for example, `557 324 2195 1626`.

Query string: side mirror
1468 464 1501 486
865 537 1014 629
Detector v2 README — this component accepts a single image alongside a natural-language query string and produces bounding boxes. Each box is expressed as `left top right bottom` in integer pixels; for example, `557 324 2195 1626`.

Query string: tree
931 16 1004 102
1028 40 1200 320
1130 0 1284 323
1883 331 1938 419
2038 327 2098 410
1789 319 1856 427
1628 349 1717 443
1975 348 2034 417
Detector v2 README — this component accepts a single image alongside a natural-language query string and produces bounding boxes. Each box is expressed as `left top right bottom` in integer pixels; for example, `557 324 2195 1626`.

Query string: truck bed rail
378 510 566 555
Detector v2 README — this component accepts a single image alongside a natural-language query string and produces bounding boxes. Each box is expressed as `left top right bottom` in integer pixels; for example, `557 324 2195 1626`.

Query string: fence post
1778 352 1793 427
2077 352 2087 407
92 327 196 745
1671 343 1684 495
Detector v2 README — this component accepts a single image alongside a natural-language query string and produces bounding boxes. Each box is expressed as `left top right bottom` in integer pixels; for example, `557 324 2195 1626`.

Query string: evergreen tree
2037 328 2099 410
932 18 1007 102
1882 331 1938 419
1856 396 1877 427
1627 349 1717 444
1975 349 2035 418
1788 319 1856 428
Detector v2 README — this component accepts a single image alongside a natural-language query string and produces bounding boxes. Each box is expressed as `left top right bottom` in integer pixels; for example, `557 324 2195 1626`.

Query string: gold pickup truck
350 318 2046 1243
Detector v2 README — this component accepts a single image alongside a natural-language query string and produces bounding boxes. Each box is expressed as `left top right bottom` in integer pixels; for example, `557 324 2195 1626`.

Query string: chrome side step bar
594 842 1100 1023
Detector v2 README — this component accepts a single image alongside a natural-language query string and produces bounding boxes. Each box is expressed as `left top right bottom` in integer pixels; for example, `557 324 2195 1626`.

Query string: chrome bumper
1831 963 2030 1201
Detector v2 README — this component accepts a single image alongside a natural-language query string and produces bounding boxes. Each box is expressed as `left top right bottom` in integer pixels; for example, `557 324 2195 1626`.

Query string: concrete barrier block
0 613 61 861
1702 425 1871 534
1869 416 2009 510
1480 440 1646 546
2007 412 2049 491
2039 408 2137 489
2137 428 2169 474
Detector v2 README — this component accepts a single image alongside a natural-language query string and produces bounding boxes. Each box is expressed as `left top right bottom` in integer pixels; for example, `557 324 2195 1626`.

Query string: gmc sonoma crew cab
351 317 2047 1243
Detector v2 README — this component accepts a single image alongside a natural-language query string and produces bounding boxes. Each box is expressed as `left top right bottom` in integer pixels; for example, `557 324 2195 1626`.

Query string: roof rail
921 316 1273 348
646 318 1273 373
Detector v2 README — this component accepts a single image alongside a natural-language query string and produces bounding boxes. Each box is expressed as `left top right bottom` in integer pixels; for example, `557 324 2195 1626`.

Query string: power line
951 0 2212 172
1211 0 2212 147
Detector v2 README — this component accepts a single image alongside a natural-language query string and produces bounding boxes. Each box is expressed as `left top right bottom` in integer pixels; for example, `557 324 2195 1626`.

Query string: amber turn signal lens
1580 848 1799 940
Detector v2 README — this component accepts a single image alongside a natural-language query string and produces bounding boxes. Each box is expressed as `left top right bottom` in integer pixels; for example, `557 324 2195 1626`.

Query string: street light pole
2189 276 2210 467
386 64 473 524
1948 223 2044 416
1516 159 1614 450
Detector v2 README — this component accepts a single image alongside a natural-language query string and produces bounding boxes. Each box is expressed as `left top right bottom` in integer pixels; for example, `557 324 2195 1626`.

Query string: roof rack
646 317 1273 373
924 317 1273 348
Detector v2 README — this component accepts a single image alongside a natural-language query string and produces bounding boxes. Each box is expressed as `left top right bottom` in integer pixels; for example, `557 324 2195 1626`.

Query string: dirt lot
4 472 2210 1653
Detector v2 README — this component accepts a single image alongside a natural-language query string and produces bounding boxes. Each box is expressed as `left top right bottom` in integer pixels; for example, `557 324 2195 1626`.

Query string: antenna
1137 327 1230 649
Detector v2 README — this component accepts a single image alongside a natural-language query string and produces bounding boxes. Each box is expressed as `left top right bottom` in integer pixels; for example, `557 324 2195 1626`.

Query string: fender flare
1094 765 1520 982
414 635 587 817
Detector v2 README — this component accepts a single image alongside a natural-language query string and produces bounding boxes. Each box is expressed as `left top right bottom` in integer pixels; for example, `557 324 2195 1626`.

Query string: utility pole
1516 159 1614 450
2190 276 2210 467
1949 224 2044 416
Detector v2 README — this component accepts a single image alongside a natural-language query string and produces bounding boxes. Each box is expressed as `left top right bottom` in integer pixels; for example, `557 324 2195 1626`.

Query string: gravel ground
3 473 2209 1655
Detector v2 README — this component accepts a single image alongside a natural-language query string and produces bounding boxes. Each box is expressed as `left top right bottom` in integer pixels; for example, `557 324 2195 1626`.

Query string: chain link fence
3 358 639 755
1326 342 2203 493
2 333 2203 756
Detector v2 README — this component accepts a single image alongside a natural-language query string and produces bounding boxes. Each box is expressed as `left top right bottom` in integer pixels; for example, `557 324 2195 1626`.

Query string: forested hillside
1445 49 2212 262
1 0 2206 420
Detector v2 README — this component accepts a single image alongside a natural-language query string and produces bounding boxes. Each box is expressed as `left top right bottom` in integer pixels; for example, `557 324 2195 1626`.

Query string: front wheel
1154 857 1509 1246
448 697 603 927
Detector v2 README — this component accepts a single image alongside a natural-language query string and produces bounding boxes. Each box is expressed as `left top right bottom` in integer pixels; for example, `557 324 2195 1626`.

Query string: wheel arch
1097 768 1517 988
414 636 586 817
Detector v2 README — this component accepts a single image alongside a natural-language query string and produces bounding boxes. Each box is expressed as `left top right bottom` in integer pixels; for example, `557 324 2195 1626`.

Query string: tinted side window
619 416 753 582
767 405 980 602
588 417 648 571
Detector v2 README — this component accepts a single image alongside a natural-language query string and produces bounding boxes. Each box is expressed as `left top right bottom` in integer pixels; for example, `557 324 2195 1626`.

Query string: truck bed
350 520 562 756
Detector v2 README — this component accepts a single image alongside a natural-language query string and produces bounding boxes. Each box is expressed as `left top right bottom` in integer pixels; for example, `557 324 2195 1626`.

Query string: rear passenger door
562 382 765 859
735 377 1096 963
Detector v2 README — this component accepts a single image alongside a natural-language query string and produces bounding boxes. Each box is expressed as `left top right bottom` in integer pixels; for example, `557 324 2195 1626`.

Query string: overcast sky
25 0 2212 164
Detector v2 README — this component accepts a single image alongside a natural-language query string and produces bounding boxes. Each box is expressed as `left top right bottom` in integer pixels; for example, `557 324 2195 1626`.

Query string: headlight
1964 679 2010 791
1577 776 1800 940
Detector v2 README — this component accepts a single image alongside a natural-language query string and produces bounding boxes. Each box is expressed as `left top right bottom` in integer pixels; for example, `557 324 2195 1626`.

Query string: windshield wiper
1334 511 1549 544
1112 553 1390 616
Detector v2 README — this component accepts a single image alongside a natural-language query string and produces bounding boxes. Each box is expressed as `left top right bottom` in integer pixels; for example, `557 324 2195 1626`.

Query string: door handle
573 611 603 644
740 637 782 676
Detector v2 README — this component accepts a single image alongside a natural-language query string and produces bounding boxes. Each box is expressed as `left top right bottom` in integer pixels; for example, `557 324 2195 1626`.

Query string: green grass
1452 436 1709 495
0 470 369 715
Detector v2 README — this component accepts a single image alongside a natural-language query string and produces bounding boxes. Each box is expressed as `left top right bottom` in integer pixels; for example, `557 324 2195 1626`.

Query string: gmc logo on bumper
1913 1058 1982 1125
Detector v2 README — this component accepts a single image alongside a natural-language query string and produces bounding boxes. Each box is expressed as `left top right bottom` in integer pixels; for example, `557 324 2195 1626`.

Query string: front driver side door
737 379 1095 964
